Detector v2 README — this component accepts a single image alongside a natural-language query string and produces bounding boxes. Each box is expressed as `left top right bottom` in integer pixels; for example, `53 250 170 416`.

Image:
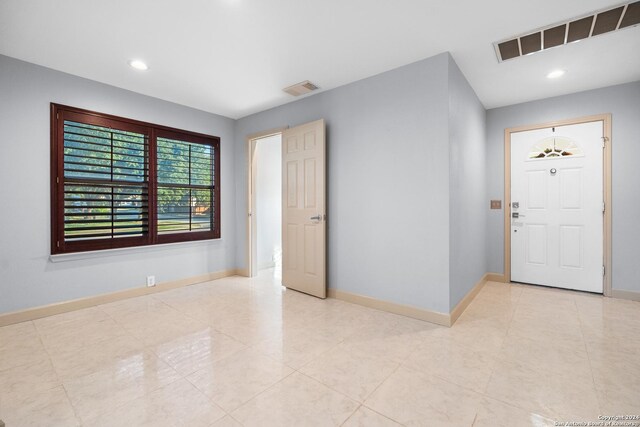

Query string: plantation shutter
57 112 149 251
52 104 220 254
156 131 218 242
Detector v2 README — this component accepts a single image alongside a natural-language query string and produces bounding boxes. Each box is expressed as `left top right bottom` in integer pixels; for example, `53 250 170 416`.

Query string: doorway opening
504 114 612 296
246 120 327 297
248 133 283 279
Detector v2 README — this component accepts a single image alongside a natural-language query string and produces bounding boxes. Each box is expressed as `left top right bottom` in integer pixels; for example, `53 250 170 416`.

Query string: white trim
611 289 640 302
0 269 239 327
49 238 224 263
328 273 489 327
328 288 451 327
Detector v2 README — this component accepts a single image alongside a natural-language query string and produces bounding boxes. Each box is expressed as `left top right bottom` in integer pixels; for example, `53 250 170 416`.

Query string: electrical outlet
146 276 156 287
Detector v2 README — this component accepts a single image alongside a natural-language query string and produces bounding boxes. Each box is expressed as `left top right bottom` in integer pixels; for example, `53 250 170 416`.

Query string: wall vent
283 80 319 96
495 1 640 62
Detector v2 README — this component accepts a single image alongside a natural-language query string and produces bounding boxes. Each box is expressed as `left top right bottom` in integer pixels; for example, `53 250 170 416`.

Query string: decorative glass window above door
528 136 583 159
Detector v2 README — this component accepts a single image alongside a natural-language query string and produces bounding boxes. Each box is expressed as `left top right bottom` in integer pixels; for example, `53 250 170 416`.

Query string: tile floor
0 269 639 426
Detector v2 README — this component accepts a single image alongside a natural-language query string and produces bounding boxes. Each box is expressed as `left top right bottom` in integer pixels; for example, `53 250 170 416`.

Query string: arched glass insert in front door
528 136 583 159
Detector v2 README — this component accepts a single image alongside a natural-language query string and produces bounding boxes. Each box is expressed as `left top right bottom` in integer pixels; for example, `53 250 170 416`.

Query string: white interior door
282 119 326 298
510 121 603 293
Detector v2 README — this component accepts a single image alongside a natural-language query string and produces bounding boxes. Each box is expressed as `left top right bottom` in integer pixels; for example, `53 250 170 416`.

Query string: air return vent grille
495 1 640 62
283 80 319 96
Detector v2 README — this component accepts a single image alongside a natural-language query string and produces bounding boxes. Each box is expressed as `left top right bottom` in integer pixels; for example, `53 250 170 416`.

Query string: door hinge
57 240 60 248
602 202 605 213
56 177 60 184
601 136 608 148
56 112 59 120
602 265 605 276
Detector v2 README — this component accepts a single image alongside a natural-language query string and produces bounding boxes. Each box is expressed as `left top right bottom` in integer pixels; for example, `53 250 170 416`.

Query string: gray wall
447 56 487 310
486 81 640 293
235 53 452 313
255 135 282 270
0 55 237 314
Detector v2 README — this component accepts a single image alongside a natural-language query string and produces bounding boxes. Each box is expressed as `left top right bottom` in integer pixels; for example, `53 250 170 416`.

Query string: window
51 104 220 254
528 136 583 159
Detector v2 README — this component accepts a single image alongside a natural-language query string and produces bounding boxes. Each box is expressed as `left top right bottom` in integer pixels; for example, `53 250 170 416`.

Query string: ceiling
0 0 638 119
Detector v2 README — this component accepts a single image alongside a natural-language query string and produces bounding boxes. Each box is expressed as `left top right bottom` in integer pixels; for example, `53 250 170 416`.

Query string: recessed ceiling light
547 69 566 79
128 59 148 71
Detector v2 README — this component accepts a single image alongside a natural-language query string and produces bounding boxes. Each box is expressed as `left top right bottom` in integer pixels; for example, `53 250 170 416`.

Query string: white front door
282 119 326 298
510 121 603 293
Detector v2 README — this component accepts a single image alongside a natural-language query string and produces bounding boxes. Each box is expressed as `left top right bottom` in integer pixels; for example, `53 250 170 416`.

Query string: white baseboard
328 288 451 327
0 269 239 327
329 274 490 327
258 261 276 270
1 270 498 329
486 273 507 283
611 289 640 302
450 273 488 325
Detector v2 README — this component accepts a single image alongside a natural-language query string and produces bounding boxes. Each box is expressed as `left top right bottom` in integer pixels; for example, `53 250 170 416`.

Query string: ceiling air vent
283 80 319 97
495 1 640 62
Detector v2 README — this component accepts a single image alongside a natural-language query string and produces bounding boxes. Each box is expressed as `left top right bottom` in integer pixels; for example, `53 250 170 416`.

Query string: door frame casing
244 127 287 277
503 114 612 296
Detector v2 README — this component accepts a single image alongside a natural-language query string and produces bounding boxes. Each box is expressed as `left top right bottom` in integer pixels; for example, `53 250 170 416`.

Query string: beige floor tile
33 306 109 331
210 415 244 427
0 386 79 427
456 301 515 326
3 270 637 426
339 318 433 364
299 342 399 402
587 345 640 415
99 295 179 323
231 372 359 427
485 359 600 421
0 320 39 343
507 306 584 344
252 328 343 369
35 307 130 353
403 336 499 393
207 312 300 345
48 333 145 381
0 358 60 403
85 379 226 427
364 366 482 426
119 313 208 347
472 396 555 427
63 350 181 422
343 406 402 426
152 327 247 376
423 317 508 354
0 330 50 372
497 333 591 378
186 347 294 412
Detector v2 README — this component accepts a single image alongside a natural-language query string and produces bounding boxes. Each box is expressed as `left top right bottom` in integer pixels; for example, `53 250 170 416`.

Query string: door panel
511 121 603 293
304 158 317 208
525 224 547 265
527 170 547 209
560 225 583 268
559 168 582 209
282 119 326 298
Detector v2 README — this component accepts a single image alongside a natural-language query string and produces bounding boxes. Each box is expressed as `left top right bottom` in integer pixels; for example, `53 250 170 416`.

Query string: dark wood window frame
51 103 221 254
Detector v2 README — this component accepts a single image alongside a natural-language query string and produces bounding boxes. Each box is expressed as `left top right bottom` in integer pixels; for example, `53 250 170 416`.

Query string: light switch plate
490 200 502 209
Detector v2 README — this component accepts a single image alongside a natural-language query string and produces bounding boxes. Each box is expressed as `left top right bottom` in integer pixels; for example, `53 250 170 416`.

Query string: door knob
310 215 322 221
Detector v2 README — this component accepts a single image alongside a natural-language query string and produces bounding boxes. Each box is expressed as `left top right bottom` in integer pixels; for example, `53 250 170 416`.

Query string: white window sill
49 239 223 263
